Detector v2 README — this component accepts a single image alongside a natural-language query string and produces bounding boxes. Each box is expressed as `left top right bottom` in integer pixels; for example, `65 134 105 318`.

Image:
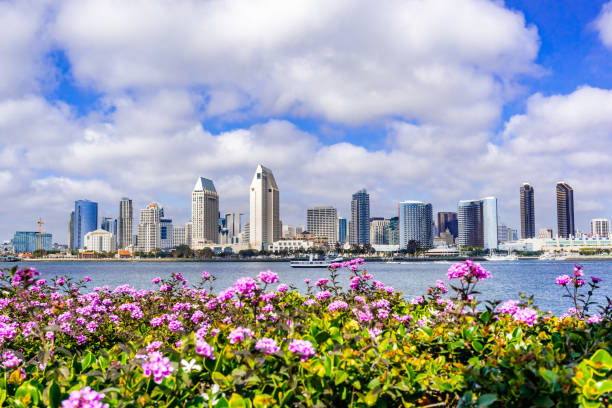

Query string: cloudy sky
2 0 612 243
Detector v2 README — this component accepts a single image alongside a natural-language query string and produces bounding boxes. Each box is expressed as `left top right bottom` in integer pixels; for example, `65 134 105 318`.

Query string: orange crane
37 219 44 253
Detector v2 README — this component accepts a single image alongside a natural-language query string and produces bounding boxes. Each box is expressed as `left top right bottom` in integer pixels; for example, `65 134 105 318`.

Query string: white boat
484 254 518 261
289 254 343 268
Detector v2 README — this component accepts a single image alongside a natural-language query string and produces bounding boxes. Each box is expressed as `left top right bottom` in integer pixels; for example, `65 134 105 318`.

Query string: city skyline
2 1 612 241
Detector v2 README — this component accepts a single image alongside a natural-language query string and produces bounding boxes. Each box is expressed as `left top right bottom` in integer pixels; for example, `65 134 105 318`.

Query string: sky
2 0 612 243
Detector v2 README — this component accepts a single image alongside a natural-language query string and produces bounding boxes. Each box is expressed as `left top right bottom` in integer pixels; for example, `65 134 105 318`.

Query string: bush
0 261 609 407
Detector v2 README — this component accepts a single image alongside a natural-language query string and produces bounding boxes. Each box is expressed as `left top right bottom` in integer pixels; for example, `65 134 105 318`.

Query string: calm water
1 260 610 315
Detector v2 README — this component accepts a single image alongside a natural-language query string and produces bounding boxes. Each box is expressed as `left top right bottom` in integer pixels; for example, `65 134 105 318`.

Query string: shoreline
6 256 486 263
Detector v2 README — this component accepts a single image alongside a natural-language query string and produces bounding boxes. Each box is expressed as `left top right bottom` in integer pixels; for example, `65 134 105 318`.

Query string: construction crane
37 219 44 253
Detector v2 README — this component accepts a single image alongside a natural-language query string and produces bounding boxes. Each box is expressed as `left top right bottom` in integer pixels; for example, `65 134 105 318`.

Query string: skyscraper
520 183 535 239
307 207 338 244
556 182 575 238
137 203 162 252
73 200 98 250
225 213 243 243
192 177 219 245
369 217 390 245
590 219 610 236
437 212 458 238
249 165 280 248
337 217 347 243
12 231 52 253
399 201 433 249
388 216 399 246
349 189 370 245
68 211 74 250
457 200 483 248
482 197 498 250
118 198 133 249
173 225 187 247
160 218 173 250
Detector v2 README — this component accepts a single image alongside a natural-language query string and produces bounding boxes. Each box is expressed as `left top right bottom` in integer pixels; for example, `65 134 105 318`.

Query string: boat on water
0 256 21 262
484 254 518 261
289 254 343 268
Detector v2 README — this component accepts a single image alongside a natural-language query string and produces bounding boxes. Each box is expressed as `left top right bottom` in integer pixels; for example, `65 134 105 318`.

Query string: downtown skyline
2 1 612 241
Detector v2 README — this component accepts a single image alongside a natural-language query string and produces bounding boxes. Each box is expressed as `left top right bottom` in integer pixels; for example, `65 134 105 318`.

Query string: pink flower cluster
257 270 279 285
328 300 349 312
512 308 538 326
288 339 316 361
61 387 108 408
1 350 22 368
447 260 491 281
228 327 254 344
255 338 280 354
140 351 174 384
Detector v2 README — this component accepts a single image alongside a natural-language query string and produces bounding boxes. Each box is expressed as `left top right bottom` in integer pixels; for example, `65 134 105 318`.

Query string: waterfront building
337 217 347 243
249 165 280 248
520 183 536 239
192 177 219 245
68 211 74 250
270 239 314 252
538 228 554 239
556 182 575 238
437 212 458 238
185 222 193 248
457 200 483 248
118 198 133 249
282 225 296 239
399 201 433 249
590 218 610 237
389 216 399 245
369 217 390 245
350 189 370 245
173 225 187 247
307 206 338 244
84 229 116 252
160 218 173 250
12 231 52 253
101 217 118 247
73 200 98 250
137 203 162 252
242 221 250 244
498 223 508 243
225 213 243 244
482 197 498 250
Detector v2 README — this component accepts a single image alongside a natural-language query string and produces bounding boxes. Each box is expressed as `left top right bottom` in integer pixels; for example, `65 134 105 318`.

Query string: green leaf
596 380 612 395
539 368 559 384
334 370 349 385
229 393 247 408
46 381 61 408
15 381 41 405
589 349 612 369
479 311 491 324
81 351 93 371
472 341 484 352
476 393 497 407
420 326 433 337
363 392 378 406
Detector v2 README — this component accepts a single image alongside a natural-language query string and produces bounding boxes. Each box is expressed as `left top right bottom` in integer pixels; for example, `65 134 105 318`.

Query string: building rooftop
193 177 217 193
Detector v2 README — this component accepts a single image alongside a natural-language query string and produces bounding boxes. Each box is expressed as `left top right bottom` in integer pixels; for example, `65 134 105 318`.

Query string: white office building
84 229 116 253
192 177 219 245
160 218 173 250
173 225 187 247
399 201 433 249
370 218 390 245
307 207 338 244
482 197 498 250
137 203 162 252
591 218 610 236
249 164 280 248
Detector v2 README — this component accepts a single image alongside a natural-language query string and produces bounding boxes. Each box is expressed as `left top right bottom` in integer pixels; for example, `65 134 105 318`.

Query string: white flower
180 358 202 373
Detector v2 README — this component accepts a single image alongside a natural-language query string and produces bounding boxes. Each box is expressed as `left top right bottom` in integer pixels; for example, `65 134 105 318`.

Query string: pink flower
196 338 215 359
228 327 254 344
315 291 331 300
83 276 92 282
447 260 490 281
255 338 279 354
152 277 162 284
555 275 572 286
591 276 602 283
288 339 315 361
512 308 538 326
410 296 424 305
61 386 108 408
304 279 311 284
234 277 257 297
257 270 279 284
497 300 519 315
201 271 211 280
277 284 289 292
1 351 22 368
140 351 174 384
587 315 602 324
302 299 317 306
368 328 382 338
573 264 584 277
328 300 349 312
315 278 328 287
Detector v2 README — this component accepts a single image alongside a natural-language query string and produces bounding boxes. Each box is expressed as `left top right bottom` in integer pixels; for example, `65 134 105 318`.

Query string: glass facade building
337 217 347 243
388 216 399 245
556 182 574 238
437 212 458 238
399 201 433 249
520 183 535 239
457 200 483 248
350 189 370 245
73 200 98 250
12 231 52 253
482 197 498 250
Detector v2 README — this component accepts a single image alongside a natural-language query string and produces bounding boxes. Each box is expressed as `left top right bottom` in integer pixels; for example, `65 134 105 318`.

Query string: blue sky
2 0 612 243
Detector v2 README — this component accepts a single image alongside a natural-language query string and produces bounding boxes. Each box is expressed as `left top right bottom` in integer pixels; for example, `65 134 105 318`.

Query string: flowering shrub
0 261 609 407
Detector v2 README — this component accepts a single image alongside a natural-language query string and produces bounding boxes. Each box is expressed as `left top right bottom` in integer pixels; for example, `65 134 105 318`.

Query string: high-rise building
349 189 370 245
160 218 173 250
482 197 498 250
100 217 118 246
192 177 219 245
73 200 98 250
520 183 535 239
388 216 399 245
137 203 162 252
337 217 347 243
369 217 389 245
591 218 610 236
556 182 575 238
538 228 554 239
225 213 243 244
457 200 483 248
242 221 250 244
185 222 193 248
173 225 187 247
399 201 433 249
282 225 296 238
68 211 74 250
249 165 280 248
118 198 133 249
497 223 508 243
84 229 116 252
437 212 458 238
12 231 52 253
307 207 338 244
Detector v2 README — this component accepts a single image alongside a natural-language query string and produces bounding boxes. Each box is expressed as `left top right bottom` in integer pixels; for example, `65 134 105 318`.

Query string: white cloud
50 0 539 126
595 1 612 49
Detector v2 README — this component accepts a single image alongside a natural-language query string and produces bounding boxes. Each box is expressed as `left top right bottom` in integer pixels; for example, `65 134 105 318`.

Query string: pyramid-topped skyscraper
192 177 219 245
249 165 280 248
